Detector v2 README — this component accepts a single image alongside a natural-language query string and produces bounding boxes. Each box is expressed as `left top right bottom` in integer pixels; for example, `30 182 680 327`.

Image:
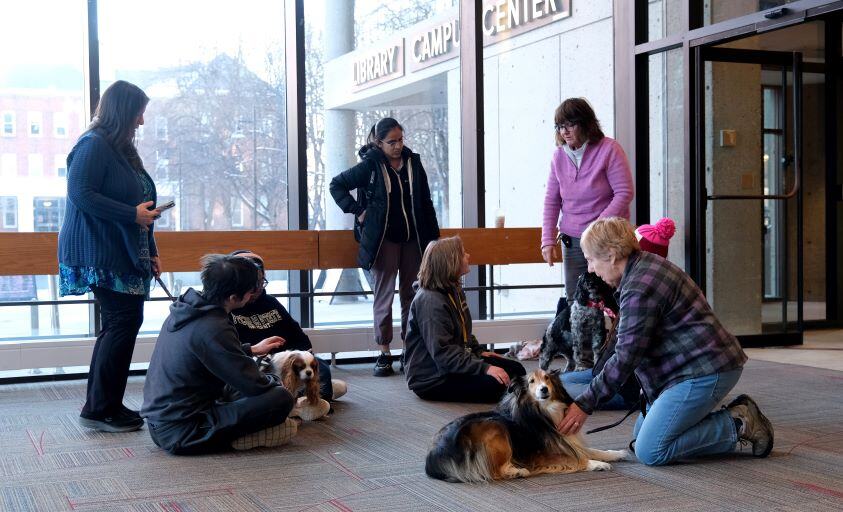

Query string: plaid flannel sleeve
575 287 661 414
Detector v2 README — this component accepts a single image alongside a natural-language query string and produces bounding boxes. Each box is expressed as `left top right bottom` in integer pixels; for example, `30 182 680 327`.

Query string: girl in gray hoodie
403 236 525 403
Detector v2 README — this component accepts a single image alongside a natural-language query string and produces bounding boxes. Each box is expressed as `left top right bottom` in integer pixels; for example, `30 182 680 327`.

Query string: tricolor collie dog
425 369 628 483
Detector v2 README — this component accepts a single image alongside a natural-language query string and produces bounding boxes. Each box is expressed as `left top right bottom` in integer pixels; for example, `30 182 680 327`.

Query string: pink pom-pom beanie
635 218 676 258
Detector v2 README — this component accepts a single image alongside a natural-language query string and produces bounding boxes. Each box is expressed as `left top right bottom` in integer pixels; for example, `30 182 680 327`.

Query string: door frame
693 46 804 347
618 1 843 341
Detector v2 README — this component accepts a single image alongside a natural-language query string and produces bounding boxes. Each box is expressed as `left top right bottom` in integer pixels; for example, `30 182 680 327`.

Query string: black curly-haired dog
539 272 619 372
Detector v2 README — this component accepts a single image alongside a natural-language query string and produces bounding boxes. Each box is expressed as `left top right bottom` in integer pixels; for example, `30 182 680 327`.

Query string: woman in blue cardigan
58 80 164 433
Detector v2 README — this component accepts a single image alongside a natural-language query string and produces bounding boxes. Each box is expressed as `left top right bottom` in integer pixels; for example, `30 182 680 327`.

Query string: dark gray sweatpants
370 239 422 345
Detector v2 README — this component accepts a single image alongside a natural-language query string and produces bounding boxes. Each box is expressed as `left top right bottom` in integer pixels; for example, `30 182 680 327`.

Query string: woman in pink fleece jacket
541 98 634 303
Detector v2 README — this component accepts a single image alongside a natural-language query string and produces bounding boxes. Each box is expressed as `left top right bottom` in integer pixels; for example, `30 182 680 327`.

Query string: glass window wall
305 0 460 328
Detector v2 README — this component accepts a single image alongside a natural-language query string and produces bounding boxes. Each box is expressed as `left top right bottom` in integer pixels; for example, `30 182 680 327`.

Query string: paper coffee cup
494 209 505 228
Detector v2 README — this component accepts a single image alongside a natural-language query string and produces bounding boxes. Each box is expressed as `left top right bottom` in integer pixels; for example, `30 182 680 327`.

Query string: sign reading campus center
350 0 571 88
482 0 570 38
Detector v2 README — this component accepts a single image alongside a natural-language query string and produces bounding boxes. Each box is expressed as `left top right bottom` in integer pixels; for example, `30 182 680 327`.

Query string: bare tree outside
305 0 455 231
138 50 289 231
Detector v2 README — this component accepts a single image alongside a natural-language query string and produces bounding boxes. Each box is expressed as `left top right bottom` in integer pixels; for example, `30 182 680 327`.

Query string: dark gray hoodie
403 282 489 393
141 288 278 424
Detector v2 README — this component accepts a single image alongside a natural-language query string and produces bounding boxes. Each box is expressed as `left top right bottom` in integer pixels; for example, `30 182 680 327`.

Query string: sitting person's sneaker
79 412 144 433
373 352 394 377
231 417 298 450
725 394 774 457
331 379 348 400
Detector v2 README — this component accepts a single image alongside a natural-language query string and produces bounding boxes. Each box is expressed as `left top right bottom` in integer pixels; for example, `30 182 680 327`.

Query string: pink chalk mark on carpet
66 487 235 509
791 481 843 500
308 449 364 482
328 498 354 512
26 429 44 456
781 429 843 457
296 484 402 512
161 501 185 512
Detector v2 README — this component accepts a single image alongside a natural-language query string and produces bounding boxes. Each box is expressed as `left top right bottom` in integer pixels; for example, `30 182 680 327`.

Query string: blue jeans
561 370 634 410
632 368 742 466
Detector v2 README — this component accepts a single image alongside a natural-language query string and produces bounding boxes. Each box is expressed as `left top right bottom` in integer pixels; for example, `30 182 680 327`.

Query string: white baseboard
0 317 550 372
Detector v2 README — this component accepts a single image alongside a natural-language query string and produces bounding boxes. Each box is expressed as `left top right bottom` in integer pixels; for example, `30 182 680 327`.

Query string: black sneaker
118 405 141 420
79 413 144 433
373 353 394 377
725 394 774 457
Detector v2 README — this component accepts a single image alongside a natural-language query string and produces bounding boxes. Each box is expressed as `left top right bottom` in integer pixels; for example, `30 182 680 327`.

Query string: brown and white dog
269 350 320 406
425 369 629 482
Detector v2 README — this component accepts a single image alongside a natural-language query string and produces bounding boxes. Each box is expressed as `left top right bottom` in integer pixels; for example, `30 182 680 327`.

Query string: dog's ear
506 375 525 395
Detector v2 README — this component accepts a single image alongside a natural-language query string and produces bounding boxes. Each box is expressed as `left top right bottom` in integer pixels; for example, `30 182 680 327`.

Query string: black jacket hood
166 288 225 332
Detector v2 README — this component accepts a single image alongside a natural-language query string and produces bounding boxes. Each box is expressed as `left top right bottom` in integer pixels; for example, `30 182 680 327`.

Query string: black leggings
82 287 145 418
415 356 527 404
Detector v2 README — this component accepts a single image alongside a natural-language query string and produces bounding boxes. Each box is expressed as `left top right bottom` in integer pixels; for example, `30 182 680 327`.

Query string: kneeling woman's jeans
560 370 635 410
632 368 742 466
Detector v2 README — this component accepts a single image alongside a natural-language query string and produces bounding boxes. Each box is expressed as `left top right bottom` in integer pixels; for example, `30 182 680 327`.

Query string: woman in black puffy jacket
329 117 440 377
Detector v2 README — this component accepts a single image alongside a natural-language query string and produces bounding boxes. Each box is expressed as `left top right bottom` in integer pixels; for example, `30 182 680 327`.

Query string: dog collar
586 300 617 319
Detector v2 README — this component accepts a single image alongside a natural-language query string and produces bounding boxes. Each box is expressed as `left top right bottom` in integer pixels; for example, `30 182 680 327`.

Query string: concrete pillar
323 1 368 303
324 0 356 232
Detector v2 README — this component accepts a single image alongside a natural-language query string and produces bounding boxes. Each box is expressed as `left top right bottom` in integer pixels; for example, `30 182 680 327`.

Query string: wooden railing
0 228 559 276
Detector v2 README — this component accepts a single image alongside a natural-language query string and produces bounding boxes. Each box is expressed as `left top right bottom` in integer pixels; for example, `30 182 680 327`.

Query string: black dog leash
585 404 639 435
585 391 649 435
155 276 176 301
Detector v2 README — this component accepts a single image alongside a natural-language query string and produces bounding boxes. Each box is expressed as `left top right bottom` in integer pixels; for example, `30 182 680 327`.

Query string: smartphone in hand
157 200 176 211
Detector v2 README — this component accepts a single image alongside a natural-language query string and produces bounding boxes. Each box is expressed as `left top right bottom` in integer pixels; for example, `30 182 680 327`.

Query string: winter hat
635 218 676 258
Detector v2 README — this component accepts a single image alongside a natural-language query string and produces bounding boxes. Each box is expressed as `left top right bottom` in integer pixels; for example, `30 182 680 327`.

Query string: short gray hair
581 217 640 261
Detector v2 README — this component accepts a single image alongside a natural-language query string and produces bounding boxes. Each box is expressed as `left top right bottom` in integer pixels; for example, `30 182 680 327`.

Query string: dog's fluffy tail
425 442 493 483
425 415 500 483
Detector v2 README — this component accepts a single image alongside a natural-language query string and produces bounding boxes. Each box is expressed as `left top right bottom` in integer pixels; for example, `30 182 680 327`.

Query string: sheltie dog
425 369 629 482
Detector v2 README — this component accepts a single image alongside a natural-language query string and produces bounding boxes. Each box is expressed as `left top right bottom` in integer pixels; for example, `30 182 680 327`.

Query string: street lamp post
253 106 258 229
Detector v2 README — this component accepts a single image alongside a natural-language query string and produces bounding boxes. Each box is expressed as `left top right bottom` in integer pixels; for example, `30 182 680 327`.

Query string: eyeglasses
381 137 404 147
261 277 269 287
555 122 578 132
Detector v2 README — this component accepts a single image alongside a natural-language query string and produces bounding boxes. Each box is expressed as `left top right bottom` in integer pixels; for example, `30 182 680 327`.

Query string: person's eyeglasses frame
380 136 404 148
555 121 578 133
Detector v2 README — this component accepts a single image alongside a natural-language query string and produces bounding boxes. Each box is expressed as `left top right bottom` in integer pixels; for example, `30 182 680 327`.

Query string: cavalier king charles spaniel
269 350 330 421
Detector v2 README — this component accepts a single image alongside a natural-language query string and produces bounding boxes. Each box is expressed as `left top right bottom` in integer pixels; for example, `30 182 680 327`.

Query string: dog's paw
292 397 331 421
605 449 631 461
586 460 612 472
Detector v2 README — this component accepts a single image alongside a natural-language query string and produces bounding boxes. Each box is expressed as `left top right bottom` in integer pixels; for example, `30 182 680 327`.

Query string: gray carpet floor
1 359 842 512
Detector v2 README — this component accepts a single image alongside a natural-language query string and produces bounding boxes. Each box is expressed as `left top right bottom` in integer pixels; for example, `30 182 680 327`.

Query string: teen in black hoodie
142 255 296 454
228 250 346 401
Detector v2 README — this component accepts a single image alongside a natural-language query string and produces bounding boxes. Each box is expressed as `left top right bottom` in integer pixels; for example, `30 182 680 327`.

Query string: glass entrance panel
698 48 803 343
